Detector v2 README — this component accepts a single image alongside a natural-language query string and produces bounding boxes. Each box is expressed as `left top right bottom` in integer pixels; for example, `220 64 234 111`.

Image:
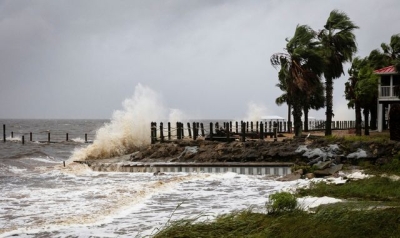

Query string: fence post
200 123 205 137
3 124 5 142
168 122 171 140
30 132 32 142
160 122 164 142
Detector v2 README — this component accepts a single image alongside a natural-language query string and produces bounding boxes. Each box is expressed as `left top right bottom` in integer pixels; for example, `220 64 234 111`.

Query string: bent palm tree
319 10 359 136
271 25 324 137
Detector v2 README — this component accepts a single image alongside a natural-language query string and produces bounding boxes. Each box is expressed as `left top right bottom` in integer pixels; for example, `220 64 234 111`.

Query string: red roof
374 65 397 74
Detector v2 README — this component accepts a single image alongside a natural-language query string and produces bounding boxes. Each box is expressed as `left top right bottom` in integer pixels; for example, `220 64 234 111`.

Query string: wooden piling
176 122 181 140
200 123 205 137
168 122 171 140
260 122 264 139
85 133 87 143
151 122 155 144
11 131 13 138
256 121 259 133
226 122 230 142
241 122 245 142
193 122 197 140
229 121 232 133
30 132 32 142
66 133 69 141
187 123 192 138
3 124 5 142
209 122 213 140
160 122 164 142
63 161 65 167
22 136 24 144
48 132 50 143
235 121 238 134
181 122 184 138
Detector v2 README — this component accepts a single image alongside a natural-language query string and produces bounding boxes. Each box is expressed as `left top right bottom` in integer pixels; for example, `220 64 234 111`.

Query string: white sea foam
71 137 85 143
297 196 342 211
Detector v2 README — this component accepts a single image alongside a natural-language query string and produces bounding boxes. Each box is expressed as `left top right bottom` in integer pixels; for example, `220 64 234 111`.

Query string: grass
153 206 400 238
297 176 400 201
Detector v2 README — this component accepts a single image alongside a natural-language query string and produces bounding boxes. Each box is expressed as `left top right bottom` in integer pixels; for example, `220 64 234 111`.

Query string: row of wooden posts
2 124 91 144
150 120 358 144
150 121 279 144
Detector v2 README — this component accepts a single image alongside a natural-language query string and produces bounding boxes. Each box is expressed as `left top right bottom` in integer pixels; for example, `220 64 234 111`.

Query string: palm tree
274 68 292 133
383 34 400 73
319 10 359 136
345 57 364 136
271 25 324 137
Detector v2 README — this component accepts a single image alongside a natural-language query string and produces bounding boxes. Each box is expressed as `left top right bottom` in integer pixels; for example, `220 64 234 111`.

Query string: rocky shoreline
79 135 400 179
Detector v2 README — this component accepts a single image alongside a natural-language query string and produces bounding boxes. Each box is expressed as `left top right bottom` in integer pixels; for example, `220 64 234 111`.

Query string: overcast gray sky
0 0 399 120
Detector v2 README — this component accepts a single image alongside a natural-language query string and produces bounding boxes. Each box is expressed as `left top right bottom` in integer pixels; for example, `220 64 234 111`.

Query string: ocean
0 86 343 237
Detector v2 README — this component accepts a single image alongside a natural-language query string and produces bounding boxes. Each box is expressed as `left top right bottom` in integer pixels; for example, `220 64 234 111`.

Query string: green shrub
266 192 297 214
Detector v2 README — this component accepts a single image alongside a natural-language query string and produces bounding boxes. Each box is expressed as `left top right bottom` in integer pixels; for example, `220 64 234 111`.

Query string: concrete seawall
74 161 293 176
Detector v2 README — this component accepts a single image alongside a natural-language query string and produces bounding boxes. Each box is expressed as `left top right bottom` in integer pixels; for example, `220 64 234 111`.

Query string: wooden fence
2 124 94 144
150 120 357 143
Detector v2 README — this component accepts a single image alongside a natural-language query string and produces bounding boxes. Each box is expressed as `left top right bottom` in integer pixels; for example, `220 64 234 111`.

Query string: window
381 75 391 86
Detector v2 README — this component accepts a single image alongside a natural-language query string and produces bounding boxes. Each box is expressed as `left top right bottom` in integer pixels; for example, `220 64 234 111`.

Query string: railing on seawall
75 161 293 176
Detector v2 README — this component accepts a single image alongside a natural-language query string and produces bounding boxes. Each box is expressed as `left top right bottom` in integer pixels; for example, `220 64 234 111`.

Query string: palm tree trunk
363 108 370 136
303 107 309 132
370 99 377 130
355 102 362 136
293 103 303 137
288 103 292 133
325 77 333 136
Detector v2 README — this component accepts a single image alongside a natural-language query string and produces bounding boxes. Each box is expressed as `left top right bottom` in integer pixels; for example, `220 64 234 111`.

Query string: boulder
314 164 343 176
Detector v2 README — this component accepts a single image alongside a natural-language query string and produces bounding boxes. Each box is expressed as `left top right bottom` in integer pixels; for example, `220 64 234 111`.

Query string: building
374 65 400 131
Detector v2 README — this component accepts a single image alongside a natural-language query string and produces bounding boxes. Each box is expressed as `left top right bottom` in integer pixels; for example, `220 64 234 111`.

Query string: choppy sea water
0 119 326 238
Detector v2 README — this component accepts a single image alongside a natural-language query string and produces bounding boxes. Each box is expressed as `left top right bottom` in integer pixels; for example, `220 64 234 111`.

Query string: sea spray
69 84 178 161
243 101 270 122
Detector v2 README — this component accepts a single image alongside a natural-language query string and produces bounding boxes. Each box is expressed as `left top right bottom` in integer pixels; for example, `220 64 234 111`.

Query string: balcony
380 86 400 99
